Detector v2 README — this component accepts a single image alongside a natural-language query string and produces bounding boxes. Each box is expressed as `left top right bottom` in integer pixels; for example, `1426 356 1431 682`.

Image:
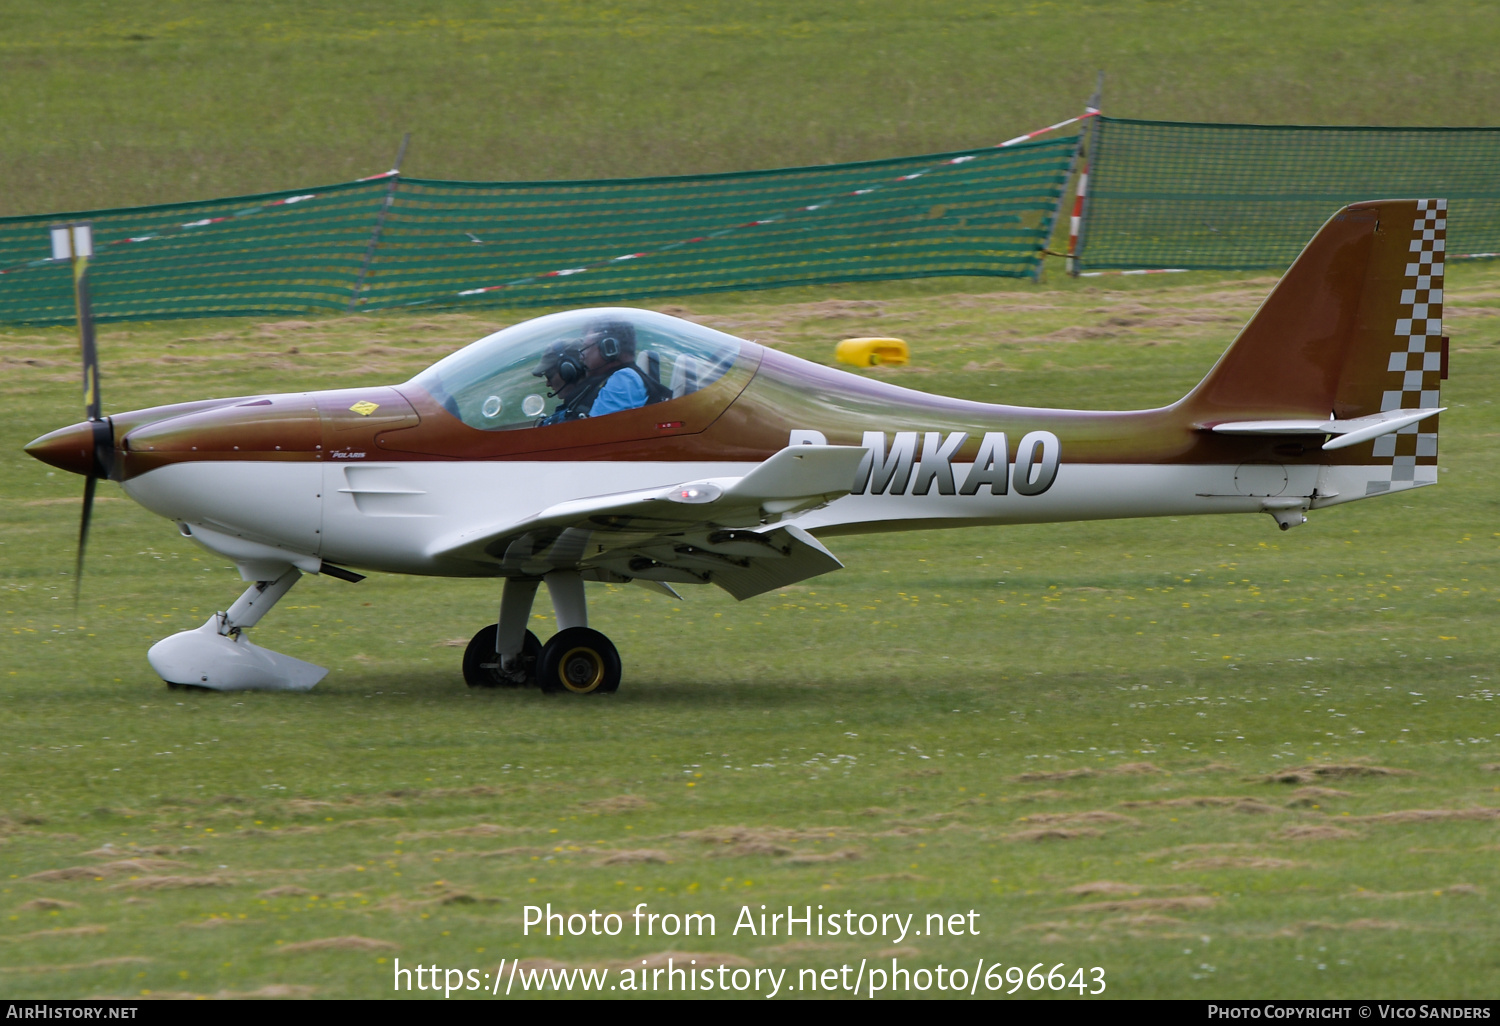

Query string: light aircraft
25 198 1448 695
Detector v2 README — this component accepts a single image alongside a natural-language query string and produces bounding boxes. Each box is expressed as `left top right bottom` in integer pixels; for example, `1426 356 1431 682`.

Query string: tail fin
1180 198 1447 500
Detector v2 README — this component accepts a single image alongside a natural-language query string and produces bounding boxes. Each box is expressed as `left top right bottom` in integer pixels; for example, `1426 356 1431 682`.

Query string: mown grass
3 265 1500 998
4 0 1500 216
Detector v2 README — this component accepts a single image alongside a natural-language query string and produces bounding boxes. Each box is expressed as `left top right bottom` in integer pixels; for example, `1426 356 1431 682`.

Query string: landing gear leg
463 578 542 688
544 570 587 630
536 572 621 695
224 567 302 632
147 567 328 691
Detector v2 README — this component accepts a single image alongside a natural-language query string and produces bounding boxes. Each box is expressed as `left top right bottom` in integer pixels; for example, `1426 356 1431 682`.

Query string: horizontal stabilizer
1319 408 1446 451
1208 408 1444 450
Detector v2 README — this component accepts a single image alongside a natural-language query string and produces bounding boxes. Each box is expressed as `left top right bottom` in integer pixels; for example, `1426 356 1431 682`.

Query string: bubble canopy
408 308 745 431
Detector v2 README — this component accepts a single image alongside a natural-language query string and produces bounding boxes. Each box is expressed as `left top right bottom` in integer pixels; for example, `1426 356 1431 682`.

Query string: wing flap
592 523 843 601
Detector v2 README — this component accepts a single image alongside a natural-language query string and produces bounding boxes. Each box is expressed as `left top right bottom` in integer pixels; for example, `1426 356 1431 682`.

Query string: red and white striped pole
1066 149 1091 275
1067 75 1103 276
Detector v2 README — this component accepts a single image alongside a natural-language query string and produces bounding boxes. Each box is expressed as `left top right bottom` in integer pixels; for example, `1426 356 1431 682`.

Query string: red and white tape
1076 268 1190 278
997 111 1098 149
1 193 322 275
107 194 318 248
453 115 1094 299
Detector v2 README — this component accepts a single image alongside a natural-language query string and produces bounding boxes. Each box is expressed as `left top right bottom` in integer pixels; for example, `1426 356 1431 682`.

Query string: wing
427 445 867 599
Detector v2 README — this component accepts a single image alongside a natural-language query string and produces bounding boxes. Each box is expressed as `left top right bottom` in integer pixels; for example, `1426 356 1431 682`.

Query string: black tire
537 627 621 695
462 626 542 688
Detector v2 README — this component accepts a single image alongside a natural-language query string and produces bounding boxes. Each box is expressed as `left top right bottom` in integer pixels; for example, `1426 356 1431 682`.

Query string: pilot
531 341 591 426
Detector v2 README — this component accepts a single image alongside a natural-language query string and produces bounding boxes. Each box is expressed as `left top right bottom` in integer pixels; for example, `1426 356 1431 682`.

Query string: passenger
579 321 648 417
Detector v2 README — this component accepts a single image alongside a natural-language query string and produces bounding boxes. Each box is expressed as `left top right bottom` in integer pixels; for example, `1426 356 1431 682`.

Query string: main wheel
537 627 622 695
462 625 542 688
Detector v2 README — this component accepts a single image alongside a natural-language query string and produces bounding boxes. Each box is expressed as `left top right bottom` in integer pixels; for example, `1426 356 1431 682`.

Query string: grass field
4 0 1500 1003
3 263 1499 999
5 1 1500 216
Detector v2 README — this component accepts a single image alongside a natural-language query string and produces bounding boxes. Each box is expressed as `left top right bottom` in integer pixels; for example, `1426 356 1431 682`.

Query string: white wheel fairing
147 616 327 691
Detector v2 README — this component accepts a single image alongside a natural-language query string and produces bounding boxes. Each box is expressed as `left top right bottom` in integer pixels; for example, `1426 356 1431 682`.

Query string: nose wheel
537 627 621 695
463 625 542 688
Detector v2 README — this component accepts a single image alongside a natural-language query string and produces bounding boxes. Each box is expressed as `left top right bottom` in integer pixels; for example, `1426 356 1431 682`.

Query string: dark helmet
583 320 636 361
532 340 586 383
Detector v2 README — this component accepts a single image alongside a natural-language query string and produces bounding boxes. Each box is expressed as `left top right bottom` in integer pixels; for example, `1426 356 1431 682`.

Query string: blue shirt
589 367 648 417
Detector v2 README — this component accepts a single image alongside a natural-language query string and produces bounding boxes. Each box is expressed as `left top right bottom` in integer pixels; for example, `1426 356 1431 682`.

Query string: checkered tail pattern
1368 199 1445 495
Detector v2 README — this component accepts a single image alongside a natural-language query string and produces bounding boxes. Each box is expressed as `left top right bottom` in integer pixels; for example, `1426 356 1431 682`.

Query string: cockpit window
409 307 744 431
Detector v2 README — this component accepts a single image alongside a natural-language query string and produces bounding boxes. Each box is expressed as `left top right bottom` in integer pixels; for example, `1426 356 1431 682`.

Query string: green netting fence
1078 117 1500 272
0 138 1076 324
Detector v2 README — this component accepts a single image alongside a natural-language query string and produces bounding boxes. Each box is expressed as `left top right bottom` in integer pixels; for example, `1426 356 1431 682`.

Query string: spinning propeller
22 223 114 606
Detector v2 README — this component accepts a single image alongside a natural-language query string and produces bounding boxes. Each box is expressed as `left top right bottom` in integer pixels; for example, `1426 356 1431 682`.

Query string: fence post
348 133 410 313
1036 133 1086 284
1067 73 1103 276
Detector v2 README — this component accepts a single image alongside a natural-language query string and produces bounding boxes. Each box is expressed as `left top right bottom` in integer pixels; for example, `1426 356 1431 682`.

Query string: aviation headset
551 347 587 384
542 327 630 386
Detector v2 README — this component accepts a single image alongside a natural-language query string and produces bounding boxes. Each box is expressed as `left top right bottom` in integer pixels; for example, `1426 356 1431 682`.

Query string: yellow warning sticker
349 401 380 416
